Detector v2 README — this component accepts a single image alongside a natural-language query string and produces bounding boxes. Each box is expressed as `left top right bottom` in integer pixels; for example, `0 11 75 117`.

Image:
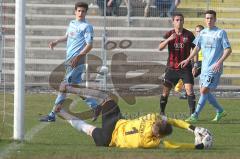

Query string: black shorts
163 67 194 87
92 100 122 146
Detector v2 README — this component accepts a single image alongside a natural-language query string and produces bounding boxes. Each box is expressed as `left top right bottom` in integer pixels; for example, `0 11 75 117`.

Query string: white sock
68 119 95 136
59 110 95 136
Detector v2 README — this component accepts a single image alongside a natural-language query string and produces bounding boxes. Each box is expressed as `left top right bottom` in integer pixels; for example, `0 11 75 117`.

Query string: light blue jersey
65 19 94 65
54 20 97 108
193 26 231 74
194 26 231 89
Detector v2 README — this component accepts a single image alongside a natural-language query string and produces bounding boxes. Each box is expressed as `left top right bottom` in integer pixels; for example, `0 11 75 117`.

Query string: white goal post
14 0 25 141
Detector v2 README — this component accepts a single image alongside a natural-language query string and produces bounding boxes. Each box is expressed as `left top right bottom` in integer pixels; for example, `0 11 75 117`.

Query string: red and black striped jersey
163 28 195 70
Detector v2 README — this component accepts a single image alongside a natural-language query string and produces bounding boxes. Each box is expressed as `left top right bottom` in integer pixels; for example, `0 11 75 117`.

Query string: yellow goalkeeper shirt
109 113 195 149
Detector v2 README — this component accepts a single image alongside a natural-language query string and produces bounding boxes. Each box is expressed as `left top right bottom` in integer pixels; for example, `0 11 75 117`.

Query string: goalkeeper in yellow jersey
57 87 212 149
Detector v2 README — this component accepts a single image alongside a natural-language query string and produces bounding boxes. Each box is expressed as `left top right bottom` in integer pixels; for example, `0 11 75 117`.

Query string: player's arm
212 47 232 72
71 43 93 68
162 140 196 149
158 33 176 51
179 46 200 68
192 50 199 76
48 35 68 50
163 116 212 149
71 25 94 68
212 30 232 72
162 116 199 134
218 47 232 64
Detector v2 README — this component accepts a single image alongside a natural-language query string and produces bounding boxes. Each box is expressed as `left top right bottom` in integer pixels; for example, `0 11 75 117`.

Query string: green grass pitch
0 93 240 159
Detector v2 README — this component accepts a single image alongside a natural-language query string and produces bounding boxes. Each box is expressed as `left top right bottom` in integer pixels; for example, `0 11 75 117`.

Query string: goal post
14 0 26 141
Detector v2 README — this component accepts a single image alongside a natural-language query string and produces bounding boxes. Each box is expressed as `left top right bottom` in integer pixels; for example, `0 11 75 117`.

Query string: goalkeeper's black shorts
92 100 122 146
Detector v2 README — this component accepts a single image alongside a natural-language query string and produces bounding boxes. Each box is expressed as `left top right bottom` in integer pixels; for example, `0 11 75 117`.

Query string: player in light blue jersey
40 2 101 122
179 10 232 122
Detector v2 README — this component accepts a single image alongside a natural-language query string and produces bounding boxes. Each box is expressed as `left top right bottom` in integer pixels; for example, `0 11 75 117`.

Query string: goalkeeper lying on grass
57 87 213 149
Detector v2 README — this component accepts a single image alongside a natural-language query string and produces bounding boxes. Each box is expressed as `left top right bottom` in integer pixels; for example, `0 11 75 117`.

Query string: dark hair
205 10 216 18
195 24 204 30
172 13 184 21
75 2 88 11
159 122 173 137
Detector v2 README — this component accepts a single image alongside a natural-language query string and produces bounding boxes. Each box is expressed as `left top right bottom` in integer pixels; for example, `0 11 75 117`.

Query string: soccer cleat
92 105 102 122
185 115 198 123
212 111 227 122
39 114 56 122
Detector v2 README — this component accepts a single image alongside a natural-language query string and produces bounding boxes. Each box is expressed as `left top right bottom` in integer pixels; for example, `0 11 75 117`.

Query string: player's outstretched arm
179 46 200 68
162 140 196 149
162 116 213 149
48 35 68 50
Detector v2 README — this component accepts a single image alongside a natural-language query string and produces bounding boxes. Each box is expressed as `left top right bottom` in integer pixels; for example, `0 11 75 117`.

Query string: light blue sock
193 93 208 117
208 93 223 113
49 92 66 117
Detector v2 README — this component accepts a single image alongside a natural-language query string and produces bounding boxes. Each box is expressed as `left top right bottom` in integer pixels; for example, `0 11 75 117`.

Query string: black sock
160 95 168 115
187 95 196 115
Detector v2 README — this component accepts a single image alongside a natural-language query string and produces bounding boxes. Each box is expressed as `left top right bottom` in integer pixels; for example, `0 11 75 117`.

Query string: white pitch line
0 122 49 159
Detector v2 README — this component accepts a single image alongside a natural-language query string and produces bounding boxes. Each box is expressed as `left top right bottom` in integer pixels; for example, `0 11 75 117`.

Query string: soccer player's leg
186 73 215 122
209 93 227 121
160 69 176 115
39 80 68 122
92 100 122 146
182 69 196 115
68 64 102 120
206 73 227 121
40 64 89 122
185 74 208 122
40 64 76 122
185 93 208 122
58 109 96 136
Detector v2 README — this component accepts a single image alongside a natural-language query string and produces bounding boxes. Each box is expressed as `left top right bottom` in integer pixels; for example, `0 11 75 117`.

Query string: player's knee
200 87 209 94
185 84 194 96
162 77 173 89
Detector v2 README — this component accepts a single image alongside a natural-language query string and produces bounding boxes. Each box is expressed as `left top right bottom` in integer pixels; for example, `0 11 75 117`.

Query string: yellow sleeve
166 117 191 130
141 137 160 148
139 114 191 130
137 114 191 131
163 140 195 149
